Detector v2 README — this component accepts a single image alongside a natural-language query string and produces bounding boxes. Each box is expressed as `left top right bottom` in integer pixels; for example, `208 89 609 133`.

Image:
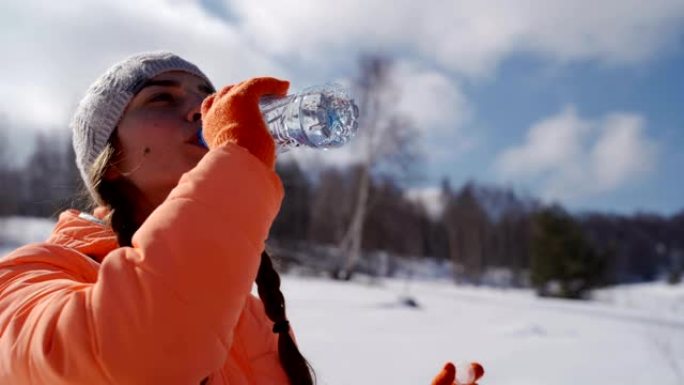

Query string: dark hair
87 142 315 385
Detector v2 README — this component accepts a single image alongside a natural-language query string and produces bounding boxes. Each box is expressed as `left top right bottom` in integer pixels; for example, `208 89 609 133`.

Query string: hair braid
87 141 140 247
256 251 315 385
96 178 140 247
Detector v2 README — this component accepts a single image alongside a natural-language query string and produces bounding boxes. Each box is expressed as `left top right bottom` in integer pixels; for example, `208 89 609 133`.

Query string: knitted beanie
70 51 213 193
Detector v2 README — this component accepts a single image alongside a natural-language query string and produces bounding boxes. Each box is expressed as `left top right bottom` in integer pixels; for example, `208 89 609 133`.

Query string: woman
0 52 480 385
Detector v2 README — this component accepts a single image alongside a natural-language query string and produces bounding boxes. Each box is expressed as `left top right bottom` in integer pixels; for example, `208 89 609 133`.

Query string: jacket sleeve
0 143 284 385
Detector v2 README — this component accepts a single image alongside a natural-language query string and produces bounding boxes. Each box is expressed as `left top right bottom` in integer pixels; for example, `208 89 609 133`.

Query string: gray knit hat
70 51 213 191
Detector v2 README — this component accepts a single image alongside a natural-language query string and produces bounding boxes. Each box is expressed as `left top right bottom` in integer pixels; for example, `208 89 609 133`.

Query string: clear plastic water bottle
198 83 359 152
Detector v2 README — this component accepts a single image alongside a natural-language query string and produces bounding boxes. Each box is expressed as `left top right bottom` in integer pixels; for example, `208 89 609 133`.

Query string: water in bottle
198 83 359 152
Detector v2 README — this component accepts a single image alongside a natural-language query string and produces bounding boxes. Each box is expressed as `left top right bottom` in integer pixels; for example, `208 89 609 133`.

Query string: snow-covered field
2 217 683 384
282 276 684 385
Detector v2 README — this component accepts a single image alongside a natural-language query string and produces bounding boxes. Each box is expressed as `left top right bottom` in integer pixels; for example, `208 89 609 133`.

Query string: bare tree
0 115 20 216
442 183 491 284
20 130 82 217
271 160 312 243
334 55 421 280
0 115 8 166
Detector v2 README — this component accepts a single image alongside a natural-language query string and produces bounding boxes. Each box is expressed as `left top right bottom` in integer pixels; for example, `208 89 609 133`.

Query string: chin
185 143 209 162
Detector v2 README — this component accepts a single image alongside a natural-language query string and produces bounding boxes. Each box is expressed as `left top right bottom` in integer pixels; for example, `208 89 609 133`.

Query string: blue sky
437 50 684 214
1 0 683 215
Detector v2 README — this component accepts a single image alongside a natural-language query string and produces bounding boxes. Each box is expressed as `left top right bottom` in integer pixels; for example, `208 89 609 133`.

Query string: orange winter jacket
0 143 290 385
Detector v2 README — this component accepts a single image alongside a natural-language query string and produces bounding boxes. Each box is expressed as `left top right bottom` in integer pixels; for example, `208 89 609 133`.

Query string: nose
185 94 204 123
186 103 202 123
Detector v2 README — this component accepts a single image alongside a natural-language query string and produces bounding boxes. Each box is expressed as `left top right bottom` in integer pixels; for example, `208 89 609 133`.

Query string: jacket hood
46 208 119 263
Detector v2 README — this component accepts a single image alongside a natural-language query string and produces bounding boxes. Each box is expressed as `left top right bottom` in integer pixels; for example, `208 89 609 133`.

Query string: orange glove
200 77 290 169
431 362 484 385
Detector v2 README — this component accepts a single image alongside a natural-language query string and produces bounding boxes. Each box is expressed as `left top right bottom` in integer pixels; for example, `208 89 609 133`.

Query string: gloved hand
200 77 290 169
431 362 484 385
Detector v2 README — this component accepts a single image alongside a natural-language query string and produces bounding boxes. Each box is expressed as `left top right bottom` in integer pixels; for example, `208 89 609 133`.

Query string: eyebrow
133 79 214 95
139 79 180 91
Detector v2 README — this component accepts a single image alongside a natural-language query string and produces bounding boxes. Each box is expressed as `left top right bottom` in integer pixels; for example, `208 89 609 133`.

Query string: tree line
270 161 683 297
0 128 84 218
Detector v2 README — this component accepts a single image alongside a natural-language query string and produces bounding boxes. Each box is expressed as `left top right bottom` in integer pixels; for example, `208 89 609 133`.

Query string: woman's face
112 71 214 208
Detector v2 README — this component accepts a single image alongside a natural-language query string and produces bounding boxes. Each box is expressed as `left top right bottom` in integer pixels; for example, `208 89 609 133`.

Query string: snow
0 216 55 257
280 277 684 385
2 216 683 384
592 281 684 318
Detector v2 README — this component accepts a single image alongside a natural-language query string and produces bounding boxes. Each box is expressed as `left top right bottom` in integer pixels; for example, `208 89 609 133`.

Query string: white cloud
392 61 471 133
2 0 683 123
226 0 684 77
495 106 659 202
219 0 682 175
1 0 682 170
519 0 684 65
591 114 657 191
497 106 591 178
0 0 285 131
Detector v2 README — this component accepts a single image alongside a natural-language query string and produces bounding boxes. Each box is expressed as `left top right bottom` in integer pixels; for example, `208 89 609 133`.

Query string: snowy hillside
1 216 683 384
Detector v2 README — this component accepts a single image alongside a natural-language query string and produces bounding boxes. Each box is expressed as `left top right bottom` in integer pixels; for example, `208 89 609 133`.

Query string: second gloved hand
431 362 485 385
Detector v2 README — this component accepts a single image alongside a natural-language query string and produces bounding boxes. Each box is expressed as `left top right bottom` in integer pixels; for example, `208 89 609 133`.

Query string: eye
148 92 175 104
199 84 215 95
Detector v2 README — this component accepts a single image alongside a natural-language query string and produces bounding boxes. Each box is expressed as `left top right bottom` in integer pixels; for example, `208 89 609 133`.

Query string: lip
185 128 207 148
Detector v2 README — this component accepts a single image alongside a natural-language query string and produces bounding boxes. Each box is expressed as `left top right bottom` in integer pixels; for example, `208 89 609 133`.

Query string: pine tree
531 206 605 299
